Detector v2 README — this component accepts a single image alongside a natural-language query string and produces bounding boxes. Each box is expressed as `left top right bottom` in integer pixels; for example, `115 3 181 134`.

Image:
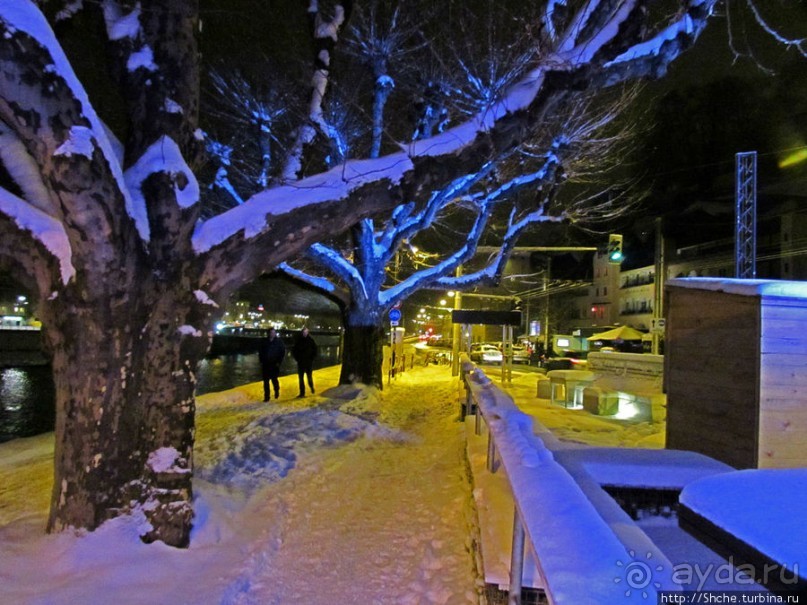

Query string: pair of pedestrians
258 327 318 401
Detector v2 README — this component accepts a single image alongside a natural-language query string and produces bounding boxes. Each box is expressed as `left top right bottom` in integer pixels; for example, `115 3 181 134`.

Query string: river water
0 338 340 443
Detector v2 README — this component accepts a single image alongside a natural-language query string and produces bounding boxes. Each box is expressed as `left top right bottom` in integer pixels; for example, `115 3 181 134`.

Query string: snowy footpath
0 365 480 605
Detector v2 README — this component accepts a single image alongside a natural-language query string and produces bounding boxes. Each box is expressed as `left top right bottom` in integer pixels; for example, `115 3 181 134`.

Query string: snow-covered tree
1 0 794 546
280 81 637 387
240 0 635 387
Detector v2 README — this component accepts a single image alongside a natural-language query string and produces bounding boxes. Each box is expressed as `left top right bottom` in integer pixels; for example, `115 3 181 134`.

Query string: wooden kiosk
665 278 807 469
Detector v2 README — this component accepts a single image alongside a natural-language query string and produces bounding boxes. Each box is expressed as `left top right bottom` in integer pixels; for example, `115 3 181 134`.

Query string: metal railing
460 357 667 605
461 359 551 604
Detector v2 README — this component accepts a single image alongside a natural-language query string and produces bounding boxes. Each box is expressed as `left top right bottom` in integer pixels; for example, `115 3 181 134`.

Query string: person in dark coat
258 327 285 401
292 327 318 398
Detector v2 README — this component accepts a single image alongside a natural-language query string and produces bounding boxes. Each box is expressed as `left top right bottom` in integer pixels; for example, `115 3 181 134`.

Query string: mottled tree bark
42 280 213 547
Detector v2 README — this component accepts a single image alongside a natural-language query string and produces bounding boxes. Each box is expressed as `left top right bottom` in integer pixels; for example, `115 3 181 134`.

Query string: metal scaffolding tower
735 151 757 278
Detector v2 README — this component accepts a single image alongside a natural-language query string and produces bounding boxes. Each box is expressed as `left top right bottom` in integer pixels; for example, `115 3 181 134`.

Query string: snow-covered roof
667 278 807 299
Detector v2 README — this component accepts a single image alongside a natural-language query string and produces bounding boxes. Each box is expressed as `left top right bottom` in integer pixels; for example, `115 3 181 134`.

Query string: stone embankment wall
0 328 47 367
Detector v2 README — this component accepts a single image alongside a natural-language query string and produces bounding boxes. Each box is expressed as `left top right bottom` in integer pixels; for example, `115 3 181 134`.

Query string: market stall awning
586 325 646 341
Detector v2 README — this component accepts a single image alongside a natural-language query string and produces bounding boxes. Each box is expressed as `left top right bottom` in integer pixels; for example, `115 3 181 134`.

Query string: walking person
258 327 285 402
292 327 318 398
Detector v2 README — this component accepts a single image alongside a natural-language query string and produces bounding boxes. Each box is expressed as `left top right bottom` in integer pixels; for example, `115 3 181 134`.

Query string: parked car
511 345 530 364
470 343 503 364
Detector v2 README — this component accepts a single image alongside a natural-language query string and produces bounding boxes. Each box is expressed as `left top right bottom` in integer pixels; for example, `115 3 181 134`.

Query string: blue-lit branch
385 151 566 301
432 206 565 290
276 261 339 296
378 163 497 254
287 161 499 311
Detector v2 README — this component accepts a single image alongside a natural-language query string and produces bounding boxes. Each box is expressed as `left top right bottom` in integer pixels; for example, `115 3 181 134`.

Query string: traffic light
607 234 624 263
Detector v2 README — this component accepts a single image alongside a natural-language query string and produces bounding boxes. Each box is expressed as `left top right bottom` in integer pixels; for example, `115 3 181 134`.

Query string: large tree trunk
40 272 214 548
339 308 385 389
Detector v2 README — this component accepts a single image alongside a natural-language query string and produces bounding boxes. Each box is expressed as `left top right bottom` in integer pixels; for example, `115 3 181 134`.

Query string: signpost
388 308 402 384
452 309 522 385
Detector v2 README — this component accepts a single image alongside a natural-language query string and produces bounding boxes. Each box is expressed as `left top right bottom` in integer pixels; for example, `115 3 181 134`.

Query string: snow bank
197 405 402 490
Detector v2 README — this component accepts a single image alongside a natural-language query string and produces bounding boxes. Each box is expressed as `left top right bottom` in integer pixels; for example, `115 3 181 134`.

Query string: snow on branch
555 0 606 56
392 146 567 298
55 0 84 22
280 2 350 182
192 153 414 253
125 136 200 217
604 11 698 67
308 241 369 298
53 126 95 159
377 164 497 256
594 2 719 85
101 1 142 42
0 124 54 216
308 242 363 285
431 205 563 291
101 1 157 73
0 186 75 284
206 140 245 206
542 0 567 44
376 202 416 249
315 2 346 42
277 262 339 295
474 151 560 206
0 1 142 238
277 163 501 311
559 0 639 66
380 198 497 306
195 0 719 258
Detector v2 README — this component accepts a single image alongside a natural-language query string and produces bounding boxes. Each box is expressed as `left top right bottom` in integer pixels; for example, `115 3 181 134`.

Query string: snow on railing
460 357 667 605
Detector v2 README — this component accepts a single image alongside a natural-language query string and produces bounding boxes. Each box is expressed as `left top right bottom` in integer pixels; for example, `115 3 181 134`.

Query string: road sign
389 308 402 322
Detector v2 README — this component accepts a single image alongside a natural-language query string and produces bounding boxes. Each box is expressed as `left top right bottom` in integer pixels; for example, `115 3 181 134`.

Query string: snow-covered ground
0 365 480 605
4 361 800 604
0 361 684 605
